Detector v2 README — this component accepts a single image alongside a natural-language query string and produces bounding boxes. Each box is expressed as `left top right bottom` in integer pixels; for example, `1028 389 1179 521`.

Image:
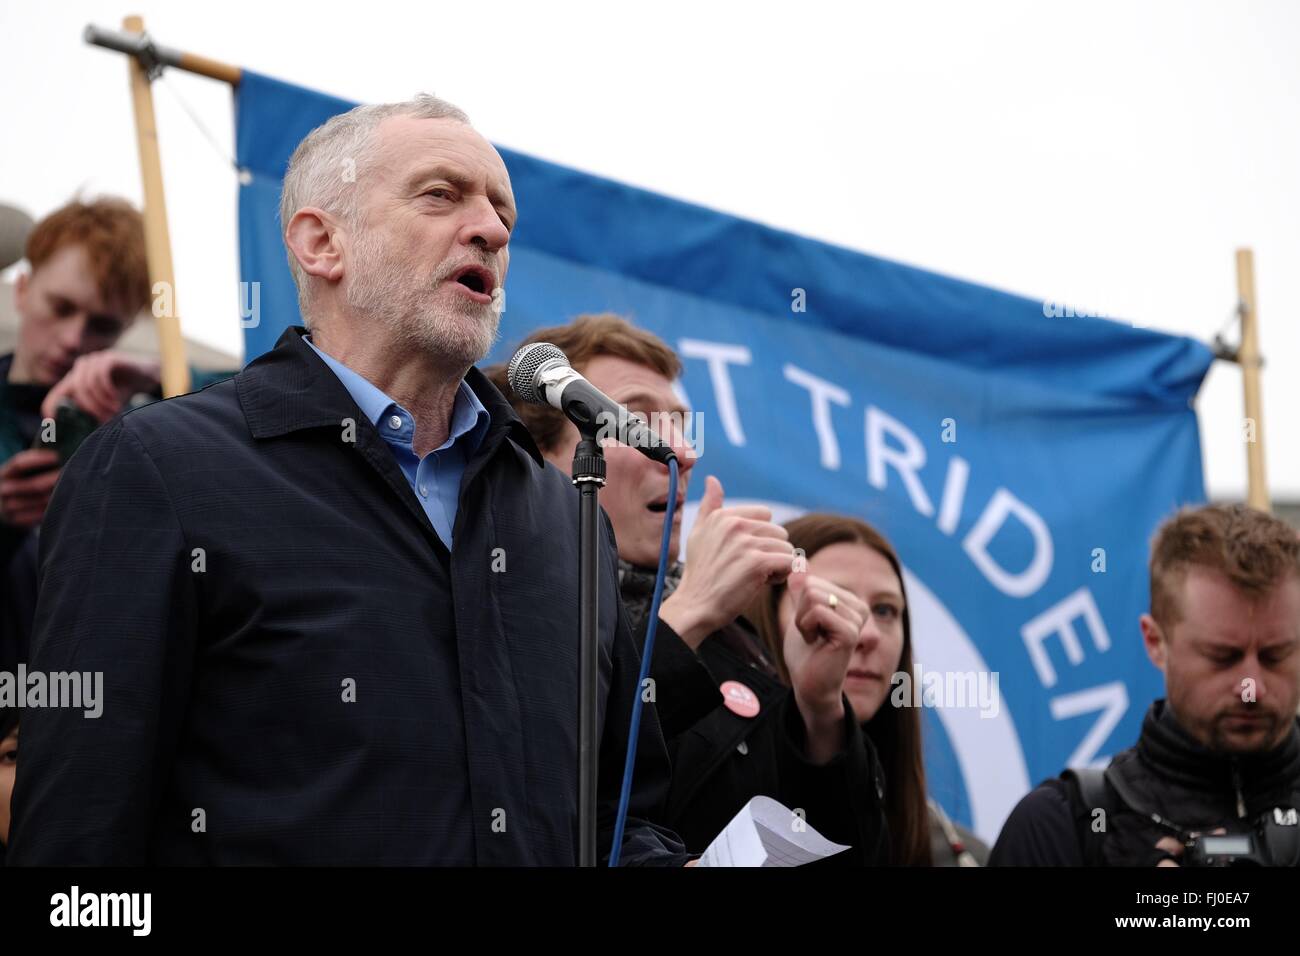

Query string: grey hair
279 93 471 322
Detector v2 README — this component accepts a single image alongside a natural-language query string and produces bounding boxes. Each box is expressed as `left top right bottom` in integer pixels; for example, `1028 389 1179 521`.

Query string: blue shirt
306 337 490 551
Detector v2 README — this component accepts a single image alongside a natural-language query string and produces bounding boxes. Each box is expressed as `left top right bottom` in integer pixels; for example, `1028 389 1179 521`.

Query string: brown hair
25 197 150 315
748 513 933 866
1150 503 1300 631
485 313 681 452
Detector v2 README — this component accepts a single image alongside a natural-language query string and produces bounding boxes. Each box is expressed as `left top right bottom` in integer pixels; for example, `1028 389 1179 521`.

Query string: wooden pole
1236 248 1270 513
123 14 190 397
172 49 242 86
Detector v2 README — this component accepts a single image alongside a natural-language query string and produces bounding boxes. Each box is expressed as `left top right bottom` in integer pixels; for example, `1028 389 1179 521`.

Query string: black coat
645 617 889 865
8 327 686 866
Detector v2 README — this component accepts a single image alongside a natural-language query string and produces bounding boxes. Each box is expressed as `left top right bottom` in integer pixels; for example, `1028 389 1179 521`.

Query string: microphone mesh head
507 342 568 405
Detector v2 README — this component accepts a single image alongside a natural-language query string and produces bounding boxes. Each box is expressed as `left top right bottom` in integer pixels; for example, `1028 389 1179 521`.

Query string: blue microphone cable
608 456 678 866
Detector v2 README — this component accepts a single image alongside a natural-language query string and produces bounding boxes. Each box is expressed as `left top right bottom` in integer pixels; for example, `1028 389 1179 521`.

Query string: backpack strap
1069 768 1111 813
1060 768 1116 866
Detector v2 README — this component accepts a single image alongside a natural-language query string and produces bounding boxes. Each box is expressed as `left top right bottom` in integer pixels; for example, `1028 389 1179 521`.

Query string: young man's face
542 354 698 568
1142 566 1300 754
11 244 134 386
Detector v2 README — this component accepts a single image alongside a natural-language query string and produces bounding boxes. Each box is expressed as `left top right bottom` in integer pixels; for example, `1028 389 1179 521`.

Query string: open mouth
647 495 685 514
449 264 496 298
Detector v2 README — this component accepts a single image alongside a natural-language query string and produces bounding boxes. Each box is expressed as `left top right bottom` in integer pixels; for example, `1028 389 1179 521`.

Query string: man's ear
284 207 346 284
1140 613 1167 672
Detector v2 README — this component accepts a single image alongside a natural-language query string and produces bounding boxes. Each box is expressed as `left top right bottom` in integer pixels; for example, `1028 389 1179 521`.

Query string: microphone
508 342 678 464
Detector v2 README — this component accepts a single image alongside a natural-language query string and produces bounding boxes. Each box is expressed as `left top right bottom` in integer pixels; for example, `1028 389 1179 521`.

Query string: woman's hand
782 571 870 763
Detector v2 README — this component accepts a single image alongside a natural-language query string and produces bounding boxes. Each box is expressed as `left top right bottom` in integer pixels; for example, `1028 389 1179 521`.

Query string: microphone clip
572 436 607 487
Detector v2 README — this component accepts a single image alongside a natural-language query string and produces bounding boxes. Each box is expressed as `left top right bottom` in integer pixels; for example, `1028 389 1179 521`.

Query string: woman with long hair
750 513 987 866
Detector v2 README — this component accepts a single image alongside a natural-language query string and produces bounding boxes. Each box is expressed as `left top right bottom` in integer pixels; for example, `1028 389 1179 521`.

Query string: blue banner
235 71 1213 842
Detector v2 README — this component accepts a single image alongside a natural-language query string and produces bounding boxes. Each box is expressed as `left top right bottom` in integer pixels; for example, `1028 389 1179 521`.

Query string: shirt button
388 415 402 430
736 740 749 756
418 485 428 497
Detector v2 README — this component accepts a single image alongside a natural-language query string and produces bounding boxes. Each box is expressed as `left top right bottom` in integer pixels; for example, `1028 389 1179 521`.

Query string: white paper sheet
695 795 851 867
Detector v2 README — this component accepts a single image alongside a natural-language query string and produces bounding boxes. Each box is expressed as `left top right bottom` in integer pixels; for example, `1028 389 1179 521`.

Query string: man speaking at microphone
9 95 688 865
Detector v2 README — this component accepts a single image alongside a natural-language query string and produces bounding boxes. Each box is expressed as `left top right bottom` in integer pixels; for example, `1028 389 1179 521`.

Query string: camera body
1182 807 1300 867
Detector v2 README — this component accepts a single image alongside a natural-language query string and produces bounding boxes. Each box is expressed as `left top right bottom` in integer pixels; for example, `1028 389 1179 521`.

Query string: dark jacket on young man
0 353 46 631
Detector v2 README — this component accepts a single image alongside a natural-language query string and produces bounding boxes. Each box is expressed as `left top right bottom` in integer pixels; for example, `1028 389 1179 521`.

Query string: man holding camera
0 199 157 528
991 503 1300 866
1 198 163 649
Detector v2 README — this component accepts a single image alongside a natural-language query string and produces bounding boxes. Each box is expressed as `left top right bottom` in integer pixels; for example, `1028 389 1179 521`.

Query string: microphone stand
572 433 606 867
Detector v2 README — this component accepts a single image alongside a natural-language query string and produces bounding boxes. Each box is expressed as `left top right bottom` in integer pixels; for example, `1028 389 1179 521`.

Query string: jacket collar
1136 698 1300 796
236 326 545 468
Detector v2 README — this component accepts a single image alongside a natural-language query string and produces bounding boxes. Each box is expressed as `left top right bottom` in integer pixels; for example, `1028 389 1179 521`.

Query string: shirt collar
237 327 544 468
447 378 492 453
305 335 490 453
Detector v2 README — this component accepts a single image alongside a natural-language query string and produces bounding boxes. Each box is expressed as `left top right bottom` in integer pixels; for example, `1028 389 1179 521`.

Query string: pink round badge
720 680 760 718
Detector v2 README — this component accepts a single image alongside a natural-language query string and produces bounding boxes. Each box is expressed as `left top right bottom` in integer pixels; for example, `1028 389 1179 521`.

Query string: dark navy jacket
8 327 686 866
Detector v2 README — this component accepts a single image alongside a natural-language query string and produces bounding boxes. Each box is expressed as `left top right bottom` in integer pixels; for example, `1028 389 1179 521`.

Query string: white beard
345 231 500 369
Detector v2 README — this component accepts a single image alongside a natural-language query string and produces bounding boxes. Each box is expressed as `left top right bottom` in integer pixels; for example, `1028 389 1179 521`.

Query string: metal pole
85 22 243 86
572 437 606 866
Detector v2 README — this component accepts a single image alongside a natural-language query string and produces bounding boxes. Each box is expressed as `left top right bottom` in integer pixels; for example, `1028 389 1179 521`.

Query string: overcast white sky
2 0 1296 498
